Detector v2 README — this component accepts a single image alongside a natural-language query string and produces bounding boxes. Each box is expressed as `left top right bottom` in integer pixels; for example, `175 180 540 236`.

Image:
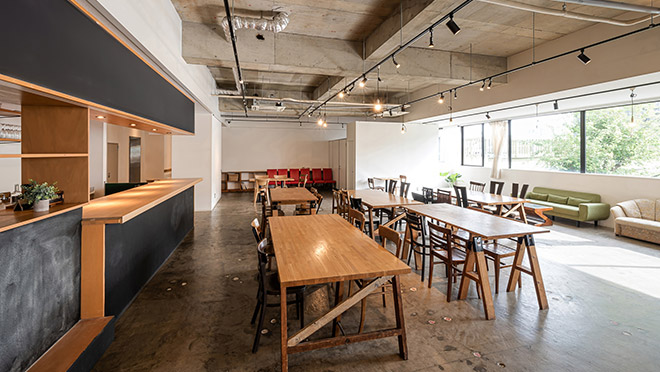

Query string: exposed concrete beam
209 67 327 89
183 21 506 86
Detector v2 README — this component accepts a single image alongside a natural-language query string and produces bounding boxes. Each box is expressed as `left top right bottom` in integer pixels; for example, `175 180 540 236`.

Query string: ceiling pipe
555 0 660 14
479 0 653 26
213 93 400 108
222 0 247 116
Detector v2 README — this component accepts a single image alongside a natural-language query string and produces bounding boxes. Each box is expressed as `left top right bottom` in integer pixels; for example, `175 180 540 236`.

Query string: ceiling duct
249 99 287 112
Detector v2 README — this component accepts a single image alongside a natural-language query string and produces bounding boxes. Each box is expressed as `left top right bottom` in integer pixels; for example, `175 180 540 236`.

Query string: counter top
0 203 86 234
82 178 201 224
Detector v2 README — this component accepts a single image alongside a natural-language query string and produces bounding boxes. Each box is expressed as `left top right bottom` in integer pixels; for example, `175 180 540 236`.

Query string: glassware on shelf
0 123 21 140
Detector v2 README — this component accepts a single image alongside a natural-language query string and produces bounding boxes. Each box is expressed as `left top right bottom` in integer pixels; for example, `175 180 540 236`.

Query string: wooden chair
380 225 403 259
399 175 407 184
310 187 323 213
427 222 467 301
261 189 284 230
405 212 429 282
387 179 398 194
331 189 340 214
253 176 269 209
348 208 366 233
511 183 529 198
453 185 469 208
435 189 452 204
469 181 486 192
339 190 350 219
489 181 504 195
368 178 384 191
399 182 410 198
422 187 434 204
251 239 305 353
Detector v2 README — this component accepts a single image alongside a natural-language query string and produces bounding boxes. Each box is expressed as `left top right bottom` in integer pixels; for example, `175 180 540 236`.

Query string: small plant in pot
22 179 58 213
439 171 462 187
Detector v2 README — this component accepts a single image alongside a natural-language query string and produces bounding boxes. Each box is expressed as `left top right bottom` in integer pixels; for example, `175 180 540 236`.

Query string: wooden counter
0 202 86 233
82 178 201 224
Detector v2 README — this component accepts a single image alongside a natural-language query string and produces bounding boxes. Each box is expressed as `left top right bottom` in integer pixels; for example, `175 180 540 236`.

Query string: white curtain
490 121 507 179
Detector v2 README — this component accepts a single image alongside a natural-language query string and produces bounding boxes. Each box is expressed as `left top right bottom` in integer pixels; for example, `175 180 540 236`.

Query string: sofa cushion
568 196 590 207
527 192 548 201
617 200 642 218
634 199 656 220
531 187 601 203
548 194 568 204
616 217 660 233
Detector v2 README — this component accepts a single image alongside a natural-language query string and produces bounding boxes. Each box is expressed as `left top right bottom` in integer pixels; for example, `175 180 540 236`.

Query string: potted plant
440 171 462 187
22 179 58 213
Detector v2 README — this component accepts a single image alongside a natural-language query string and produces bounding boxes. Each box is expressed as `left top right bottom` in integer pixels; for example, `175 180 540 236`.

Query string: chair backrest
314 192 323 213
379 225 402 258
322 168 333 181
267 169 277 178
277 169 288 176
300 168 310 179
311 168 323 182
520 184 529 199
511 183 519 198
251 218 262 243
411 192 425 203
399 175 407 183
348 208 366 232
428 222 452 253
257 239 270 288
489 181 504 195
299 173 308 187
289 168 300 181
368 178 375 189
453 185 469 208
422 187 434 203
399 182 410 198
435 189 452 204
405 212 423 233
469 181 486 192
387 180 398 194
350 197 363 210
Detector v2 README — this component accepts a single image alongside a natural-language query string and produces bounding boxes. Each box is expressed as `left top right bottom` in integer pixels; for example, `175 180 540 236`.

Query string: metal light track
223 0 248 116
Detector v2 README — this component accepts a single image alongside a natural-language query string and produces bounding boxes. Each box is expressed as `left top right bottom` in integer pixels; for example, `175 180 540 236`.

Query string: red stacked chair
322 168 336 186
300 168 310 186
267 169 277 186
287 169 300 186
311 169 323 186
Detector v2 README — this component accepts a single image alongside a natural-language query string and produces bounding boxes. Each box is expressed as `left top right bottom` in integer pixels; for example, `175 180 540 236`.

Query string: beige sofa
610 199 660 244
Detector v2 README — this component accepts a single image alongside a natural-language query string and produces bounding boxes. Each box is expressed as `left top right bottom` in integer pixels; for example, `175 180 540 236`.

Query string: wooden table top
0 202 86 233
406 203 549 240
82 178 201 224
374 177 400 181
525 202 553 211
269 214 411 287
347 189 422 209
270 187 317 204
440 188 527 206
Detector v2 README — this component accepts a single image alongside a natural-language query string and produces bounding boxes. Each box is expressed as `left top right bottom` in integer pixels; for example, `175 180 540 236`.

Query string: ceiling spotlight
317 117 324 126
359 76 368 88
428 29 435 48
577 49 591 65
130 123 136 127
392 55 400 69
553 100 559 110
96 115 105 119
401 123 407 134
454 89 458 99
480 80 485 91
485 112 491 119
338 90 345 99
438 93 445 104
487 79 492 89
308 113 312 117
374 99 382 112
323 121 328 128
239 79 244 84
152 128 157 132
347 84 355 94
446 14 460 35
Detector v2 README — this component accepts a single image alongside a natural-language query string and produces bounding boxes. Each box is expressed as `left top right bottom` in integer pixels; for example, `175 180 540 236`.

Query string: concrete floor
93 192 660 372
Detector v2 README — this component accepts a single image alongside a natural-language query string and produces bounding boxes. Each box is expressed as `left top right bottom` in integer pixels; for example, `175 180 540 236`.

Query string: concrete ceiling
170 0 654 116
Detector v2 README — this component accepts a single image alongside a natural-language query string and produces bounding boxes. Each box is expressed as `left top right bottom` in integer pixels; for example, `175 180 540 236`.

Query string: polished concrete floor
94 192 660 372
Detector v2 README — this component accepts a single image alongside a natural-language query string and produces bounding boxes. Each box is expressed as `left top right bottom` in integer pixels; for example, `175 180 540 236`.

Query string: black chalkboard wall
105 188 194 317
0 0 194 133
0 209 82 372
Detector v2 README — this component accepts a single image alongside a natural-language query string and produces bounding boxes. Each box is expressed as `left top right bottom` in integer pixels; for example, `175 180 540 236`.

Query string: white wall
89 120 106 198
221 121 346 171
211 115 222 207
350 121 440 192
0 145 20 193
105 125 166 183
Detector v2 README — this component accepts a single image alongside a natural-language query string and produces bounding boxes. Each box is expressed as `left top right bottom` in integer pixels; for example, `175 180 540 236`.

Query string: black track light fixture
553 100 559 110
485 112 491 119
359 76 368 88
453 89 458 99
428 29 435 48
438 93 445 104
392 55 400 69
446 14 460 35
487 78 492 90
480 80 485 91
577 49 591 65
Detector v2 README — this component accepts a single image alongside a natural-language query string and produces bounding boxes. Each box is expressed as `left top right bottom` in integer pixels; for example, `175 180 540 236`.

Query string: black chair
453 185 469 208
387 180 398 194
489 181 504 195
469 181 486 192
422 187 434 204
350 196 363 210
251 239 305 353
405 212 429 283
411 192 425 203
399 182 410 198
511 183 529 198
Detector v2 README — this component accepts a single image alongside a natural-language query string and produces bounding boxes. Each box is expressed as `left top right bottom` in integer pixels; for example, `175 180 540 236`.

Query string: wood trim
0 203 86 234
0 153 88 158
67 0 194 103
0 107 21 116
26 317 113 372
81 224 106 319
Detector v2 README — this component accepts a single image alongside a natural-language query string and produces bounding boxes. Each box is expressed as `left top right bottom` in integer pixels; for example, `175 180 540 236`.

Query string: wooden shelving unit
221 170 266 192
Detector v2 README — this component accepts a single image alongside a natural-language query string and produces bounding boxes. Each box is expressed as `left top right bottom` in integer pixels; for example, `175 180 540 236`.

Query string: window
462 124 483 166
485 121 508 167
585 102 660 177
510 113 580 172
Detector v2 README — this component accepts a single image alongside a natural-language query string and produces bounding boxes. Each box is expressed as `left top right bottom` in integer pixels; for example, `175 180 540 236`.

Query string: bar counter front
0 178 199 372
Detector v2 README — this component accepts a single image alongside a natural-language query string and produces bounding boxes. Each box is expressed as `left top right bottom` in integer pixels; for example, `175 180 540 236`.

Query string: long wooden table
347 189 422 239
270 187 317 214
270 214 411 372
406 203 550 320
441 188 529 223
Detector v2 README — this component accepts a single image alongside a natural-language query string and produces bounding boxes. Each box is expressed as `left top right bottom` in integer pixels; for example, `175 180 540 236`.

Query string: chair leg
428 255 434 288
359 298 366 334
446 264 453 302
250 298 261 324
420 245 426 283
300 293 305 329
381 286 387 307
295 292 300 320
494 257 501 294
252 293 267 353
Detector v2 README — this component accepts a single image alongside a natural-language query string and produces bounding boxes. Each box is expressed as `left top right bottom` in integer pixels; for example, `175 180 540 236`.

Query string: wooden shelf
0 153 88 158
0 202 87 233
221 170 266 193
0 138 21 143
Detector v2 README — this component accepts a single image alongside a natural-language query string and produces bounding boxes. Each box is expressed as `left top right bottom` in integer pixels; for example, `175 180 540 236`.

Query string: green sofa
525 187 610 226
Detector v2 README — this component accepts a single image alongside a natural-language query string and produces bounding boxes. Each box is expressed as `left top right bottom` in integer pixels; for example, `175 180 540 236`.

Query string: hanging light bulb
338 90 345 99
480 80 485 91
438 93 445 104
374 99 382 112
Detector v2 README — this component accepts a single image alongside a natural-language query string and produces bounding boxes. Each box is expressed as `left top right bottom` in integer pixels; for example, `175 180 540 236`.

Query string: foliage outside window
462 124 483 166
585 102 660 177
510 113 581 172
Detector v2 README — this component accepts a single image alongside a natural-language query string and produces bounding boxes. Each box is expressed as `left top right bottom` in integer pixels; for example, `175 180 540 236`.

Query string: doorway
107 142 119 183
129 137 141 182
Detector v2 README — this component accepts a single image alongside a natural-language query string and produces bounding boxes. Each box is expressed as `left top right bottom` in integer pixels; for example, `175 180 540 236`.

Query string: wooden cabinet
221 171 266 192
